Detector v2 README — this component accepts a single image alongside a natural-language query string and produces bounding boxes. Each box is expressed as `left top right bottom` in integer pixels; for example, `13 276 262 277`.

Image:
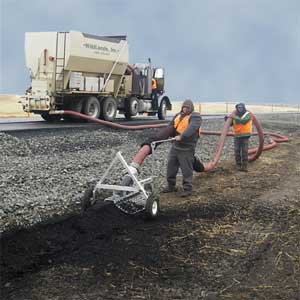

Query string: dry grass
0 95 32 117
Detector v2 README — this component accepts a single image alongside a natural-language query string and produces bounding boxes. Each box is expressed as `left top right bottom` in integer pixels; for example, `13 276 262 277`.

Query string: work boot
161 185 177 193
177 190 192 198
236 164 242 171
241 162 248 172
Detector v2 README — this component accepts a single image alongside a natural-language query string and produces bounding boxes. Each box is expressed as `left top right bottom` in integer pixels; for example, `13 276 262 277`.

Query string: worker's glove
224 116 228 122
128 165 138 176
140 126 174 154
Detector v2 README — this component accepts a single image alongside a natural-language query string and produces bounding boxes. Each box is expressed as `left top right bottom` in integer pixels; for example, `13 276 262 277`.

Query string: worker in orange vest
151 78 159 110
226 103 253 171
152 78 157 90
162 99 202 197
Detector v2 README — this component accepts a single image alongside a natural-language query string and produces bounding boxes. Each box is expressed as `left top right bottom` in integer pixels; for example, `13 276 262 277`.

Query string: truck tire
158 98 167 120
124 97 138 119
41 112 61 122
101 97 117 121
83 96 101 119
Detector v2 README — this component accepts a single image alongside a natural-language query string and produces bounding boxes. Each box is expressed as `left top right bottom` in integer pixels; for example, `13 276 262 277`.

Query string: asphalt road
0 115 225 132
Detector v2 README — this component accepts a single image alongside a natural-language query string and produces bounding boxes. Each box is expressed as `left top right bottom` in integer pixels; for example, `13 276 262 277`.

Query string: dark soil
1 125 300 299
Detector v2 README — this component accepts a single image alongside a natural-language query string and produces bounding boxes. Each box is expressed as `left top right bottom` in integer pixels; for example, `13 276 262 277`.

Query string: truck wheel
101 97 117 121
41 112 61 122
158 98 167 120
83 96 101 119
125 97 138 119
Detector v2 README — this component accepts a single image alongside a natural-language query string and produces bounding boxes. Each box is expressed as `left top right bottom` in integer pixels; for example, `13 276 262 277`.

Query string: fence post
198 103 202 114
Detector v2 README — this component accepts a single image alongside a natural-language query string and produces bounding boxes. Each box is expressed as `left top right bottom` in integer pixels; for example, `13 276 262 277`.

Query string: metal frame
91 151 152 214
91 138 176 214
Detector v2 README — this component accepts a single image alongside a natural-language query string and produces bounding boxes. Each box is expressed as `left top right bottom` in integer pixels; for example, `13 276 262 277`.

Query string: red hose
201 112 265 170
63 110 168 130
203 115 234 171
248 132 288 154
60 110 289 171
132 145 151 166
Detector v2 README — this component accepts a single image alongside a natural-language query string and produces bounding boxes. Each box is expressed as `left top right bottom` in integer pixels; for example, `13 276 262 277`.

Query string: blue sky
1 0 300 104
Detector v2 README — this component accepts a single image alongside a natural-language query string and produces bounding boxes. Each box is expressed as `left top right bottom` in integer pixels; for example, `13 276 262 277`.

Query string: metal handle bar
150 138 176 178
150 137 176 147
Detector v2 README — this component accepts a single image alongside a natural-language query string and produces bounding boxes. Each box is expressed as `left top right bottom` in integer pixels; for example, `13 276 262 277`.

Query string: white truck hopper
22 31 171 122
25 31 128 92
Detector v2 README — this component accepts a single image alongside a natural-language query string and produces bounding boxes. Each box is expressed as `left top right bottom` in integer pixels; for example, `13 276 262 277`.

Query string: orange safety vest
152 78 157 90
174 114 201 136
233 112 253 136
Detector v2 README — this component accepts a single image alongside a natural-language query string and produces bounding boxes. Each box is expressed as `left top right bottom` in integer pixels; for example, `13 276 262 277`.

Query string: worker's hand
175 135 182 141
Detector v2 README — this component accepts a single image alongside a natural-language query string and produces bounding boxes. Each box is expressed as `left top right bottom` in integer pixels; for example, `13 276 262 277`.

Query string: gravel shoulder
1 113 300 300
0 118 239 235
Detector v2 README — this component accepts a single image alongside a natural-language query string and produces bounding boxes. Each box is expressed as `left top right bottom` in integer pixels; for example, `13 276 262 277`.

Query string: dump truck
21 31 172 122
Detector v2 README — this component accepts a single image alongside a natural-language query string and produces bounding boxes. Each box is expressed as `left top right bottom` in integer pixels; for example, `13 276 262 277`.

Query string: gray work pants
167 146 194 192
234 137 249 165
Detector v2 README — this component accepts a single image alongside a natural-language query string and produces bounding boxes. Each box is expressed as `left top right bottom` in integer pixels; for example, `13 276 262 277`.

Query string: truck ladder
54 32 67 96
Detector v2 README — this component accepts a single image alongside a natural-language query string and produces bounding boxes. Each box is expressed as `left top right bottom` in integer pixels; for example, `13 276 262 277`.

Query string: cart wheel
145 193 160 220
81 186 93 212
